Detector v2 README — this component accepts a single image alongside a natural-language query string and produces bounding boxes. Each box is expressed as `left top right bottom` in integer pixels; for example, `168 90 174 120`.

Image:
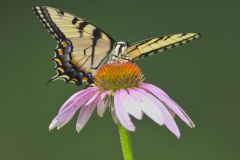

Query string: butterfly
33 6 200 86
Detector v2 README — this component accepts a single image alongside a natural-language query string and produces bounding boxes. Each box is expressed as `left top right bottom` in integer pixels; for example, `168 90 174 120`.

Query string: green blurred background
0 0 239 159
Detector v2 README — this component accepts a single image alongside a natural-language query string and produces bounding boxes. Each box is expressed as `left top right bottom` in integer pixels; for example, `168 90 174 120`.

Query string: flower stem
118 123 134 160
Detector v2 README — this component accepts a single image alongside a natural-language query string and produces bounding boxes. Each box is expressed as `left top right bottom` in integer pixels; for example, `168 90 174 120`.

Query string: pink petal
76 90 103 132
85 91 100 106
49 105 77 131
59 87 97 113
57 107 77 129
130 89 164 126
141 83 169 97
97 92 108 117
142 90 180 138
114 90 136 131
111 109 118 123
141 83 195 128
49 118 58 131
97 100 106 117
75 105 96 132
118 89 143 120
57 89 97 121
49 87 99 131
75 93 102 132
58 87 98 117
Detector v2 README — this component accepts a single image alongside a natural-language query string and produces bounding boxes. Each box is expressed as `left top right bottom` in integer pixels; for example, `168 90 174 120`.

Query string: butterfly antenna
127 32 154 43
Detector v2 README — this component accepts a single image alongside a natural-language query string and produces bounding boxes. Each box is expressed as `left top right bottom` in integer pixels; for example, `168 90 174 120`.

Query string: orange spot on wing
82 76 89 82
61 41 68 48
57 49 63 55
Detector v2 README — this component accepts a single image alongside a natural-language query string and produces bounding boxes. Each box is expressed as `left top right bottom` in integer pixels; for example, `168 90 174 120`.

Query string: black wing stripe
140 38 162 50
91 29 102 67
72 17 79 25
79 22 89 31
79 22 89 37
127 38 163 53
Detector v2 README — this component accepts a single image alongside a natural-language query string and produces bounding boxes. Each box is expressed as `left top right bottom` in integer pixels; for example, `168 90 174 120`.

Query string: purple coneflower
49 62 194 138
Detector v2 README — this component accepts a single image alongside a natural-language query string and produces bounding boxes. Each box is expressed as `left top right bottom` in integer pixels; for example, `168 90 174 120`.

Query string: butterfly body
33 6 200 87
109 41 130 63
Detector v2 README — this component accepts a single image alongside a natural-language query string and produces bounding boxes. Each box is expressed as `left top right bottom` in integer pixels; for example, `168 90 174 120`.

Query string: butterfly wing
33 6 115 86
125 33 200 61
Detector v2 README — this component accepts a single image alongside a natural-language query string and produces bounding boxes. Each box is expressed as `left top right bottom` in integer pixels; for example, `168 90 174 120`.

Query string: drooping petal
141 83 169 97
97 92 109 117
111 108 118 123
114 90 136 131
85 91 100 106
49 106 77 131
130 89 164 126
59 87 98 113
118 89 143 120
56 113 76 129
58 89 97 118
76 105 96 132
97 100 106 117
49 87 99 131
58 89 85 112
141 83 195 128
49 118 58 131
76 93 102 132
57 107 78 129
142 89 180 138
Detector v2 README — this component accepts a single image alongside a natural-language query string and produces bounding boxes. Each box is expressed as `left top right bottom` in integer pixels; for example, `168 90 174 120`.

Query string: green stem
118 123 134 160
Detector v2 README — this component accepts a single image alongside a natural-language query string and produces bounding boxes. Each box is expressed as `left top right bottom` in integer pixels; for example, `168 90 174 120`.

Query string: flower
49 63 195 138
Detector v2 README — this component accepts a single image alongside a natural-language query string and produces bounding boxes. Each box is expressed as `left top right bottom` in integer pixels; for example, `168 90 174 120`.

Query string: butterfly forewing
33 6 115 86
125 33 200 61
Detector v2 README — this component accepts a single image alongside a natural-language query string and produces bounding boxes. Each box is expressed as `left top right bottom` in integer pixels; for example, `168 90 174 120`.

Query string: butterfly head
114 41 128 56
109 41 131 63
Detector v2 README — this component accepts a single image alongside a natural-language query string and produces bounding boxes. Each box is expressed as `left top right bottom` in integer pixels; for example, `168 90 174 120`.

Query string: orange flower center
95 63 144 91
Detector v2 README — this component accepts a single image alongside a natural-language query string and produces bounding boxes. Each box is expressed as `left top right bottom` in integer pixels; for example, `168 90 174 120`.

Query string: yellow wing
125 33 200 61
33 6 115 86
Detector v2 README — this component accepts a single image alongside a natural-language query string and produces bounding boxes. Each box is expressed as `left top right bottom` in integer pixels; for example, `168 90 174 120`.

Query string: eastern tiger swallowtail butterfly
33 6 200 86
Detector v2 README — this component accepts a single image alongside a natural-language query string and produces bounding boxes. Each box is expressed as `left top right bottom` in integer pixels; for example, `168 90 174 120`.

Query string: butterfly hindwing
33 6 115 86
125 33 200 61
52 40 91 85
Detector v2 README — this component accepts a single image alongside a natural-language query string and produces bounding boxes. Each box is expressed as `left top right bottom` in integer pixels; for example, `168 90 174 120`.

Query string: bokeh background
0 0 239 159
